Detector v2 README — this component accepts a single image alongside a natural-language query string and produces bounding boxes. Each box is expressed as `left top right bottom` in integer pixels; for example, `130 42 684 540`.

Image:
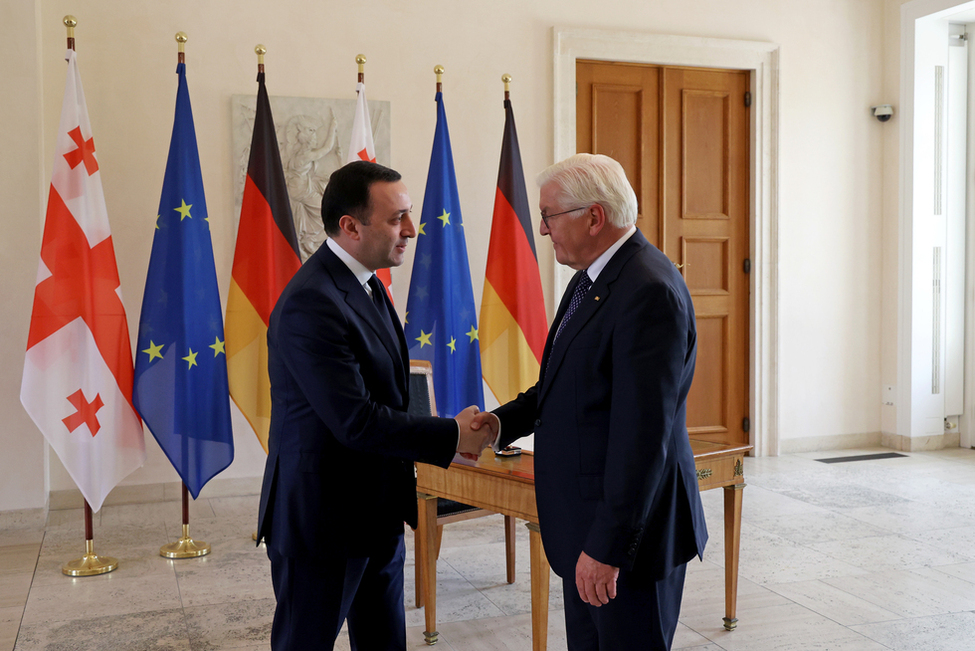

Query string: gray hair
536 153 638 228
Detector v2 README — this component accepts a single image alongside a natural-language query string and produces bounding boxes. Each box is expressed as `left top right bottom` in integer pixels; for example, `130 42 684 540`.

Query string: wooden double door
577 60 750 447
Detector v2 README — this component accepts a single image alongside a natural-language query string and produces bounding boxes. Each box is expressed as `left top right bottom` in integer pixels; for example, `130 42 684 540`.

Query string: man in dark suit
473 154 708 650
257 161 494 651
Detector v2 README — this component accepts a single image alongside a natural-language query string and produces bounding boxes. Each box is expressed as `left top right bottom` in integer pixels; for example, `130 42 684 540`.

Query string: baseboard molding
881 430 961 452
0 507 48 531
778 432 882 454
49 476 263 511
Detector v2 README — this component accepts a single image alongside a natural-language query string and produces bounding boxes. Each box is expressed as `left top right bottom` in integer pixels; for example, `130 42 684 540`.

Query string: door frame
552 27 781 456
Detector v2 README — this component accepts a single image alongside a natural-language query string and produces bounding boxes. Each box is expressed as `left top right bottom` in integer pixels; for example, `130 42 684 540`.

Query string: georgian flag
348 82 377 164
347 81 393 298
21 49 145 513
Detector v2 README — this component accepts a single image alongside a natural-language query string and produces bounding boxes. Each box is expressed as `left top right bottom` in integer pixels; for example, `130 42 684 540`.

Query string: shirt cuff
490 420 503 453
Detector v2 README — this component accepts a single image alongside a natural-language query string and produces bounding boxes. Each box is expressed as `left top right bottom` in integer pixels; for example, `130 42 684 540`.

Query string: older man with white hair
473 153 708 650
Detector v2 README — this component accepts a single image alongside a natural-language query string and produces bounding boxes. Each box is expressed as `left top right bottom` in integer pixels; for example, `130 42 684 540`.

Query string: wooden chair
409 360 516 607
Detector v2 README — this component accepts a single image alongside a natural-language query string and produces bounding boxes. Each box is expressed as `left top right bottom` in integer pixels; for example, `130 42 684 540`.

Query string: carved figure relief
232 94 391 261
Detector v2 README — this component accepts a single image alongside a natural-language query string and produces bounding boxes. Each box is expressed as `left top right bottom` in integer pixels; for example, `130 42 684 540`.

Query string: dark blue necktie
368 275 400 346
554 270 592 343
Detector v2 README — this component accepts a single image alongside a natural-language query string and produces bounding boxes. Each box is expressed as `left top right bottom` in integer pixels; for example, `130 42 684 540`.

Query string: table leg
722 483 745 631
504 515 516 584
417 493 439 645
527 522 549 651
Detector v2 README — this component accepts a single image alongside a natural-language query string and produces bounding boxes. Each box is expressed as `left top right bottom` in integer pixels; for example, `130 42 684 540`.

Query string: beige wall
1 0 48 511
2 0 891 511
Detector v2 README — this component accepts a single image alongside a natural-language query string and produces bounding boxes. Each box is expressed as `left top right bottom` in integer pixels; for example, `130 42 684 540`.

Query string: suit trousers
562 562 687 651
267 533 407 651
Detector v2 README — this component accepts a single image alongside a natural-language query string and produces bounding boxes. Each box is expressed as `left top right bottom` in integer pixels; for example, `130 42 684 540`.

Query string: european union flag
133 62 234 498
405 92 484 418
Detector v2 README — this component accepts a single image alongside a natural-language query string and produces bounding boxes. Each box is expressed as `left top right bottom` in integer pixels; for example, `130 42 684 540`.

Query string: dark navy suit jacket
495 230 708 581
257 243 457 558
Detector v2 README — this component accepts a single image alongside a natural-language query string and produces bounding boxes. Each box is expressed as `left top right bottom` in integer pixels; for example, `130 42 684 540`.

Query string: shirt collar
326 237 375 291
587 226 637 282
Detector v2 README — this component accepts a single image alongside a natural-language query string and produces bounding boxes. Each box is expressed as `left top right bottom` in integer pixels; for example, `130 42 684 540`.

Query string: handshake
453 406 501 460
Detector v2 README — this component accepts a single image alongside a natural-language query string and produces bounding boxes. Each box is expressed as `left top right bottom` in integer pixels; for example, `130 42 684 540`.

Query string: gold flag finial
356 54 366 83
176 32 187 63
502 73 512 100
64 15 77 50
434 65 444 93
255 45 266 73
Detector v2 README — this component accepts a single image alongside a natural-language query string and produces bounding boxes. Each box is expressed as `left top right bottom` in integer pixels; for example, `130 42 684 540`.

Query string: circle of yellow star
182 348 198 368
142 341 164 362
437 209 450 227
447 336 457 353
175 199 193 221
417 222 426 236
416 330 433 348
466 326 479 343
209 337 225 357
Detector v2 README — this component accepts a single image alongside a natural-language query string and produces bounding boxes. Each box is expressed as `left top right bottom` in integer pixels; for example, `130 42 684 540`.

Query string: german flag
479 97 548 404
225 70 301 452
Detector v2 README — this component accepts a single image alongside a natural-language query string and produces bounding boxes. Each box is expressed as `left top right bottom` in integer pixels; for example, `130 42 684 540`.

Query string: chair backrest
408 359 437 417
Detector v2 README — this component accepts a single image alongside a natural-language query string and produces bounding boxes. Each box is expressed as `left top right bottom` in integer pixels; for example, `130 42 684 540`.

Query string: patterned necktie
554 270 592 343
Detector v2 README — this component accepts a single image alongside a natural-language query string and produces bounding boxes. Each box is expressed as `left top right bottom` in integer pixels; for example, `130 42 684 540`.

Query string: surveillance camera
871 105 894 122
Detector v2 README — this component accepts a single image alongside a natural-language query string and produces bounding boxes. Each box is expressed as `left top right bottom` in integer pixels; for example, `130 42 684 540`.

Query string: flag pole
64 500 120 576
161 483 210 558
156 32 210 560
435 64 444 93
251 42 267 545
354 54 394 295
58 16 119 577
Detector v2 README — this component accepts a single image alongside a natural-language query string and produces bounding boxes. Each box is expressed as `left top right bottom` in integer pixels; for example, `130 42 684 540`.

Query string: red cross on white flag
348 82 377 164
21 48 145 513
347 82 393 298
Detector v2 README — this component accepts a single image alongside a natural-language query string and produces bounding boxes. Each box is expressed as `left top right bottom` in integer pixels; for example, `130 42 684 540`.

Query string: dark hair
321 161 402 236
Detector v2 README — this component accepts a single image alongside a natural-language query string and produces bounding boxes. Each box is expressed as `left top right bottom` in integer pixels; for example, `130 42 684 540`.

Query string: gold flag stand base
160 524 210 558
63 540 117 576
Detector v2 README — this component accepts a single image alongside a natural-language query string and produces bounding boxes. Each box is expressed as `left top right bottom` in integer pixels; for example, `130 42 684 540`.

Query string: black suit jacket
257 243 457 558
495 230 708 581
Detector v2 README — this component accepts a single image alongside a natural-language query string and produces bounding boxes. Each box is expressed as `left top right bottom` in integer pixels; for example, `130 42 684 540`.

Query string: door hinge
744 91 752 108
743 417 750 433
743 258 751 274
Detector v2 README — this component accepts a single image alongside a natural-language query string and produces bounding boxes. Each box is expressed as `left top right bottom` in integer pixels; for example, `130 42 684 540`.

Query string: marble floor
4 447 975 650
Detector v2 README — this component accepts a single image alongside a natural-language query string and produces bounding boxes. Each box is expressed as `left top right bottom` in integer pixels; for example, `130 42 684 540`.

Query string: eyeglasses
540 205 588 228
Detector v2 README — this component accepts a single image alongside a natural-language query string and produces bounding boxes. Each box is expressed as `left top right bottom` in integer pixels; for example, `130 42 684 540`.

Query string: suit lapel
318 246 406 387
538 232 647 404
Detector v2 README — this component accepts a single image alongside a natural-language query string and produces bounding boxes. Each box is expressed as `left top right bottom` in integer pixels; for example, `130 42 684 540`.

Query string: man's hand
575 551 619 607
470 411 500 438
454 406 496 459
465 410 500 460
